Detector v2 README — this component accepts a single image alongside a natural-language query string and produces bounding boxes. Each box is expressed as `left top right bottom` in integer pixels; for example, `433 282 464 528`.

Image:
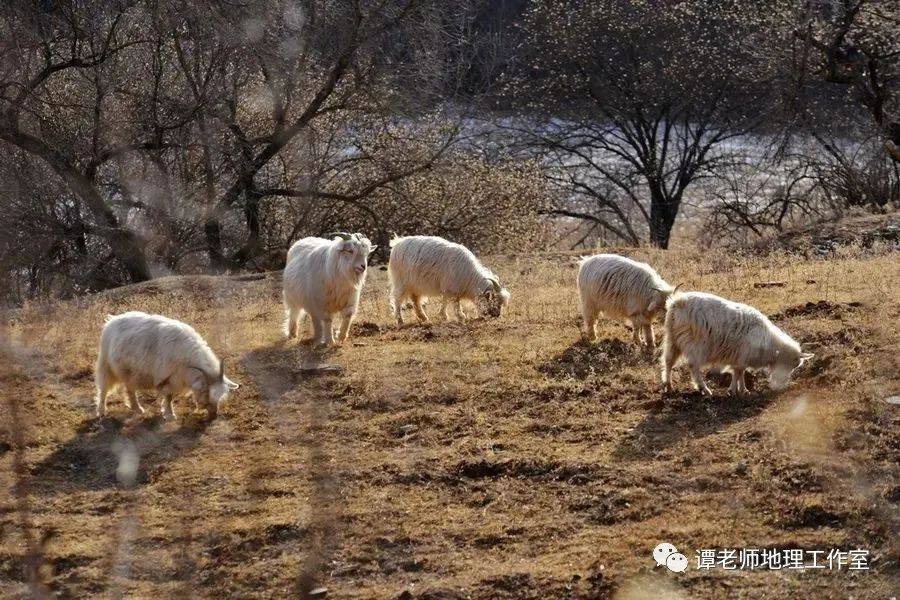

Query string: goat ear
188 366 209 390
801 352 815 363
224 376 240 390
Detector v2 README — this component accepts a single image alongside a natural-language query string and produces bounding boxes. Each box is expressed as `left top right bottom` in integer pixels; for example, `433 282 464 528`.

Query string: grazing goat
577 254 677 348
95 312 239 420
283 232 376 345
388 235 510 325
661 292 813 395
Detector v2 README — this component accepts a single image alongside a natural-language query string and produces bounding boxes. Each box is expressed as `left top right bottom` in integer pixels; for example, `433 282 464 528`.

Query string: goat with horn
283 231 377 345
94 312 239 420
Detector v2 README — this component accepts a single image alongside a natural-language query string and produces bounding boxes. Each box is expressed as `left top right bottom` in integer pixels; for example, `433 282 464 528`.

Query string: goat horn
324 231 352 240
654 283 682 294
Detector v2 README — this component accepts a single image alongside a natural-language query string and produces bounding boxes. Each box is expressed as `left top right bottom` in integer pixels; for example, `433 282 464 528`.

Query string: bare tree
0 0 482 296
499 1 769 248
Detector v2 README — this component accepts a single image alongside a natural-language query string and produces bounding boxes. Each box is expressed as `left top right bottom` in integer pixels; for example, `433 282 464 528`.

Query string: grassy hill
1 242 898 598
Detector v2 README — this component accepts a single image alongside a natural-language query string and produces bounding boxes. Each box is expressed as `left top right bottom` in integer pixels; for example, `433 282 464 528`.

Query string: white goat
577 254 677 348
283 232 376 345
388 235 510 324
95 312 239 420
661 291 814 395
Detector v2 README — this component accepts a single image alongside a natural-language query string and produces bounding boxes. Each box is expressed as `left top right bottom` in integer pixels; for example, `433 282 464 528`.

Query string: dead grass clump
778 500 850 529
772 299 862 320
568 487 661 526
451 457 598 483
538 339 643 380
350 321 383 337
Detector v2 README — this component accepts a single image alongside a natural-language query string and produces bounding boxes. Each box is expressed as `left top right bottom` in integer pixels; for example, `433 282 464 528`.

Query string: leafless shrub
365 149 553 255
233 119 552 266
810 133 899 209
704 132 898 244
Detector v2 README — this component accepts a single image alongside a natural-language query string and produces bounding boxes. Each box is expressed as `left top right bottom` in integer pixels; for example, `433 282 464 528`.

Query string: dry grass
1 244 898 598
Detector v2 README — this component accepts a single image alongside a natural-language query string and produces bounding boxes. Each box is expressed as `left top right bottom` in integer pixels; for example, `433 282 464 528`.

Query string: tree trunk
198 115 227 272
204 220 225 271
65 187 151 283
648 188 677 249
231 191 262 267
106 228 152 282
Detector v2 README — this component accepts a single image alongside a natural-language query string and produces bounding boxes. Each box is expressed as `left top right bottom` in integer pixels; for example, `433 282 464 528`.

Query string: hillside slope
1 246 898 598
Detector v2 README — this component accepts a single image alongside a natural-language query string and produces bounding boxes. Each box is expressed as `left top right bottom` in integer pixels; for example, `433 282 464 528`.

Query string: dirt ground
1 244 898 599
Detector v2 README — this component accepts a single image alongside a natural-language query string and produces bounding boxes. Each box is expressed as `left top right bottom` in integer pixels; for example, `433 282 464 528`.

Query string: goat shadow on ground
612 382 772 461
30 411 211 494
